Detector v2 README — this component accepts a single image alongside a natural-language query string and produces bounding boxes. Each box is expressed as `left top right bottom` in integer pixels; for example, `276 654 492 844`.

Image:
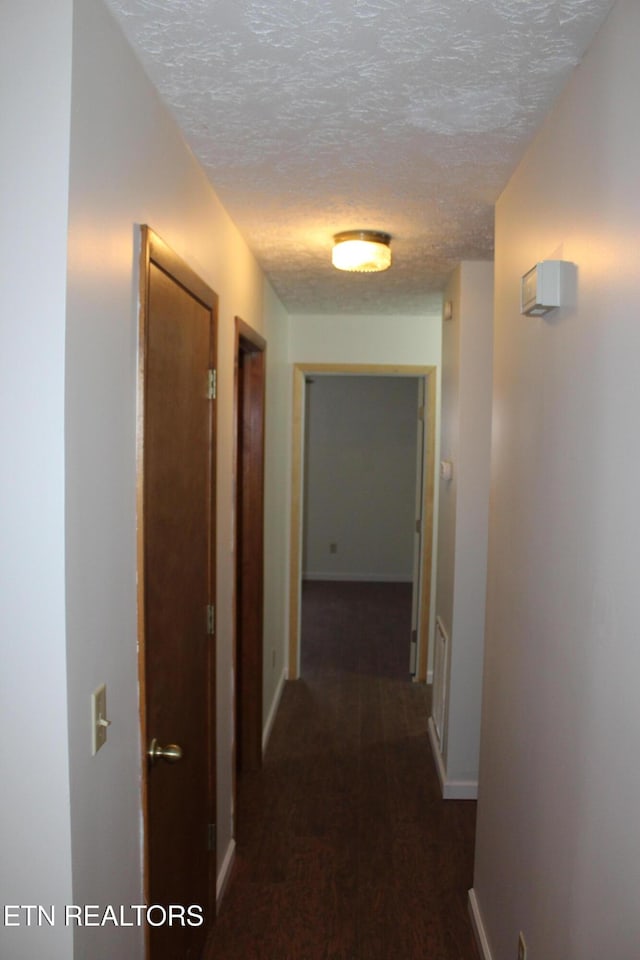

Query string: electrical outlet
517 931 527 960
329 542 337 554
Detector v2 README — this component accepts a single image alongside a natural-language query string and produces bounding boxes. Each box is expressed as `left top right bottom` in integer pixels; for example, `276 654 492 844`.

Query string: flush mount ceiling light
332 230 392 273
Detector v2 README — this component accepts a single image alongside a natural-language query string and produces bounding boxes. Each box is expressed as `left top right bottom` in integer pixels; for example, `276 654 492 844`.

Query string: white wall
303 376 418 581
472 1 640 957
0 3 74 958
433 262 493 795
0 0 288 956
64 2 290 955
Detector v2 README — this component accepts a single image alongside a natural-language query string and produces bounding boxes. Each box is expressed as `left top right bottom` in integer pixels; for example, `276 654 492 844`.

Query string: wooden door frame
288 362 437 681
136 225 218 949
233 317 266 811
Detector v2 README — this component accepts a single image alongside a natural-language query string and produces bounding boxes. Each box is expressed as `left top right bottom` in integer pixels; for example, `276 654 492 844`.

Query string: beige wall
436 270 462 647
290 312 441 366
472 1 640 957
262 284 292 737
303 376 418 582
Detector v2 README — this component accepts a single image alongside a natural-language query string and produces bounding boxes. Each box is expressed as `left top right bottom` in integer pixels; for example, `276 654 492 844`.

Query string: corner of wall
262 668 287 755
468 889 494 960
216 838 236 912
427 717 478 801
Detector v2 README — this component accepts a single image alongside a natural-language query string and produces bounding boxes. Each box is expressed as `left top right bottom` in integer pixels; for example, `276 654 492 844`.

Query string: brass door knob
148 738 183 765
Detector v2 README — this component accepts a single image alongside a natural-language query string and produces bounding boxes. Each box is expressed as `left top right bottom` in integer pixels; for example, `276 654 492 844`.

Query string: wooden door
138 227 217 960
234 319 266 780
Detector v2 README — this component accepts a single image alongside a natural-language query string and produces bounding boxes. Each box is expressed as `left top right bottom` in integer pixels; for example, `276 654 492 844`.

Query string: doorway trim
288 362 437 681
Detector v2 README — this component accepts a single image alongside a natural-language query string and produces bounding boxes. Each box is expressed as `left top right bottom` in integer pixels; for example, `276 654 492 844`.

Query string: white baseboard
302 572 412 583
427 716 478 800
468 889 494 960
216 838 236 912
427 715 448 791
443 779 478 800
262 668 286 755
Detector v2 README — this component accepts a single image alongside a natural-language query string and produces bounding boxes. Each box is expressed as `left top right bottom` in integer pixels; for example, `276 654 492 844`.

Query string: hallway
205 582 479 960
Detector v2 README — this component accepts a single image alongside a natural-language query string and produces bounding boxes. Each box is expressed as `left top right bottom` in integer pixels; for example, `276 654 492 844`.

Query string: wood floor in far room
204 580 480 960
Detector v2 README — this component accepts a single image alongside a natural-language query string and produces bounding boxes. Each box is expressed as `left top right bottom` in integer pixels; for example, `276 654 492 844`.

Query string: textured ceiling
105 0 614 314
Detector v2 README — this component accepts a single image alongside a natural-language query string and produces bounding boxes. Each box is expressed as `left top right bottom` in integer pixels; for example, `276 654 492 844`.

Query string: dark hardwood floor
204 580 479 960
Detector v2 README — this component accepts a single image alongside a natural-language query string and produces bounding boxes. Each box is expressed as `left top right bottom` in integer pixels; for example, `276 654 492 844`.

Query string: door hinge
418 405 425 421
207 604 215 635
207 823 216 852
207 368 217 400
415 518 421 534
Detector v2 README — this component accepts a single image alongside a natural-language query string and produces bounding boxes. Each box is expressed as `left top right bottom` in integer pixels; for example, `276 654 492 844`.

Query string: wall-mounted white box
520 260 573 316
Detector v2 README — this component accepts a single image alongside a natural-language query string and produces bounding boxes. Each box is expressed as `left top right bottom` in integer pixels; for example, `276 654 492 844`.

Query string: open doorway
301 375 418 679
288 363 436 683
